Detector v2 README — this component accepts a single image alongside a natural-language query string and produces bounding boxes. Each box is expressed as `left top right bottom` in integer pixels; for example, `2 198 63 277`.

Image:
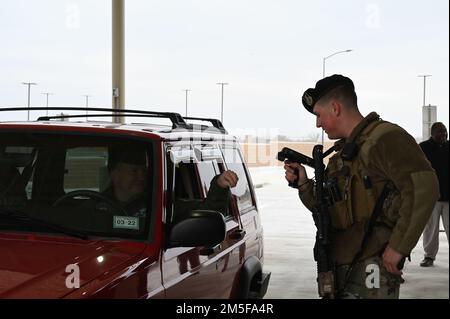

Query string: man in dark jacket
419 122 449 267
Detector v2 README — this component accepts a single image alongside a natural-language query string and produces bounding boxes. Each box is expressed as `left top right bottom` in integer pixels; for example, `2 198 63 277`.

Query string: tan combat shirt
299 112 439 265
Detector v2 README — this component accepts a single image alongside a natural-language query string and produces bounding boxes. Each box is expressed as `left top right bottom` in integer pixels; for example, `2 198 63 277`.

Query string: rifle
277 145 336 299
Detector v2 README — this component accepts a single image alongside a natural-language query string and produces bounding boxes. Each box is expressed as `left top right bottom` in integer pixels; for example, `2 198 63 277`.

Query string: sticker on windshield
113 216 139 230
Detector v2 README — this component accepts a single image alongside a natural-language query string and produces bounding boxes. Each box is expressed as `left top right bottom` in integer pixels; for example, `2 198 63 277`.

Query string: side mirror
168 210 226 248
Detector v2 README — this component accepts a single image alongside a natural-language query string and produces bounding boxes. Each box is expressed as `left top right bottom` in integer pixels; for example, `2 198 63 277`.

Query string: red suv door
161 145 226 298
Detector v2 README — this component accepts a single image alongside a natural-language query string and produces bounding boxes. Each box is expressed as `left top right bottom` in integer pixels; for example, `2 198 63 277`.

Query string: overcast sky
1 0 448 139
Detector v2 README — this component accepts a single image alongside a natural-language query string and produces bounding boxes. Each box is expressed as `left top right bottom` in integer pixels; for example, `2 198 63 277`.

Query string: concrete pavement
249 166 449 299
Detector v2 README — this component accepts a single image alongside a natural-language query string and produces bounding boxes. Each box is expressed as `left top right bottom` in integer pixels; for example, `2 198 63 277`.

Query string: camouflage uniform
299 112 439 299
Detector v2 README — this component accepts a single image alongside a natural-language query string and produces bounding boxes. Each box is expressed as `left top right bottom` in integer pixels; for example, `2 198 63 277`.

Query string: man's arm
199 170 238 213
174 171 238 220
368 127 439 272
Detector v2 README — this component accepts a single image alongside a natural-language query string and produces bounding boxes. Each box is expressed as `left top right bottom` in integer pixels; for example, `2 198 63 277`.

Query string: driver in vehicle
102 146 149 217
105 146 239 218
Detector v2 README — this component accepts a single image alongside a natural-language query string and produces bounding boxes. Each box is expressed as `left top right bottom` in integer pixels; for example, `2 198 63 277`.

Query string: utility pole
41 92 53 116
183 89 191 117
418 75 435 140
112 0 125 123
22 82 37 121
82 94 92 121
418 75 432 107
216 82 228 123
322 49 353 78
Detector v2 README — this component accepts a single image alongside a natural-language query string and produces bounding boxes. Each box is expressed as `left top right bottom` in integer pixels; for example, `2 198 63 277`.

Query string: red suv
0 107 270 299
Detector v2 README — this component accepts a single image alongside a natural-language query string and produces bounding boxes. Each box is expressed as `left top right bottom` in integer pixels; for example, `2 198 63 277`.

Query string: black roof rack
183 116 227 134
0 107 229 134
0 107 187 129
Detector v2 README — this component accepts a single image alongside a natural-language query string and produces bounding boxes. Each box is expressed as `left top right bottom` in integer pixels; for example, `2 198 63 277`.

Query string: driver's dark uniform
100 187 148 217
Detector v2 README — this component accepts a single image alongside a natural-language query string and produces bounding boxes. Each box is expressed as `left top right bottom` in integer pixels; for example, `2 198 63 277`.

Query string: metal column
112 0 125 123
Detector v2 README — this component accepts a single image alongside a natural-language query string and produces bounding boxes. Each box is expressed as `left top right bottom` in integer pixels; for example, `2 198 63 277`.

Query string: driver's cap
108 145 147 171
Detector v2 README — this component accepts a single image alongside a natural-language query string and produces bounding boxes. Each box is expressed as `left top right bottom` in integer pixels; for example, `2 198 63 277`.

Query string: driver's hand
217 170 239 188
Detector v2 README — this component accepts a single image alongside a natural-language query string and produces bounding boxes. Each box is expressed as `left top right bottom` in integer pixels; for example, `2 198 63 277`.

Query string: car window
167 145 232 221
168 146 200 201
221 147 254 213
196 160 220 197
0 132 155 242
195 146 223 197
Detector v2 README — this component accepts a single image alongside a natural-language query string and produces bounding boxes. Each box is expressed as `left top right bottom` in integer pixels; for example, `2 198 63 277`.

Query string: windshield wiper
0 207 89 240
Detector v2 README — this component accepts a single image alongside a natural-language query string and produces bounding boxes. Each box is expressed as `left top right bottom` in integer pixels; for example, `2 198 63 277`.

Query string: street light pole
82 95 92 120
183 89 191 117
322 49 353 78
41 92 54 116
418 75 433 140
418 75 432 107
321 49 353 144
216 82 228 123
22 82 37 121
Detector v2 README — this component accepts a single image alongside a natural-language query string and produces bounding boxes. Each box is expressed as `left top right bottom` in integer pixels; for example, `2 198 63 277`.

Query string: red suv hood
0 233 148 298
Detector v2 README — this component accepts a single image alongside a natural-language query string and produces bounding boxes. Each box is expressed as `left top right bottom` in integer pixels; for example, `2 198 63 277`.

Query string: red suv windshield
0 132 156 242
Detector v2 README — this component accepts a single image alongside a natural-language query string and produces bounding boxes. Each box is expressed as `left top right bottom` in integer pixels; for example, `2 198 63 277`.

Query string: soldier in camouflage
284 74 439 299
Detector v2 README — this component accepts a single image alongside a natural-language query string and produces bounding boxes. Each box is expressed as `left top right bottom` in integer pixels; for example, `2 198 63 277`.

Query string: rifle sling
342 181 393 292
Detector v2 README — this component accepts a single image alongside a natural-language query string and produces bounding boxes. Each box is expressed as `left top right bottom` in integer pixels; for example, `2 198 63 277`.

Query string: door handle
199 244 221 256
229 229 246 240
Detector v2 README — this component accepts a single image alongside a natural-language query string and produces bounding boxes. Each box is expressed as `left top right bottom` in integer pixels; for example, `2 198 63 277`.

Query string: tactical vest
325 112 400 231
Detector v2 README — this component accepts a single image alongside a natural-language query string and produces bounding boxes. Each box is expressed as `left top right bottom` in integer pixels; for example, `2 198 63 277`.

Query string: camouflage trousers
335 256 404 299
